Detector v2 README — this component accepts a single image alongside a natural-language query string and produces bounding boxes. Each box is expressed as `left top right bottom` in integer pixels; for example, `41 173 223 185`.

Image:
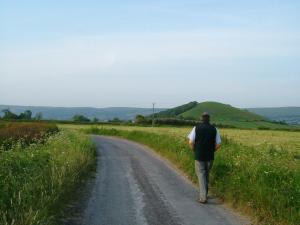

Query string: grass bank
0 130 96 225
87 127 300 225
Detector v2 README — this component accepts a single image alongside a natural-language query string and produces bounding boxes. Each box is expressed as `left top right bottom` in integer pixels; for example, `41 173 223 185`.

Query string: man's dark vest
194 122 217 161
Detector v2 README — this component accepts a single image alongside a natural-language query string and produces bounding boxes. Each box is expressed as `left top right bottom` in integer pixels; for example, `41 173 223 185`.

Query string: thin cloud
1 30 299 80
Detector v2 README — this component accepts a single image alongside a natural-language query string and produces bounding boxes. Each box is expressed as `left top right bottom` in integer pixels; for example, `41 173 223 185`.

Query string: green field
59 123 300 153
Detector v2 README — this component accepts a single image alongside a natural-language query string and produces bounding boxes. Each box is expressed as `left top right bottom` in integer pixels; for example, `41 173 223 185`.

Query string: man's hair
201 112 210 123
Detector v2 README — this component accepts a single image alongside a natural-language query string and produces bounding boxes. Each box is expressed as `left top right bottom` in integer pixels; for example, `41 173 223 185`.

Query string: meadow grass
0 122 59 150
0 129 96 225
60 123 300 153
87 126 300 225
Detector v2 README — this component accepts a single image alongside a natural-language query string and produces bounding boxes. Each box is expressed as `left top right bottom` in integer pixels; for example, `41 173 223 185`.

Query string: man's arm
215 129 221 151
187 127 196 151
188 140 194 150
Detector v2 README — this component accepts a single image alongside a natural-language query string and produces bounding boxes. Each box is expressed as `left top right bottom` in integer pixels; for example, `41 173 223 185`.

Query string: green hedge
87 127 300 225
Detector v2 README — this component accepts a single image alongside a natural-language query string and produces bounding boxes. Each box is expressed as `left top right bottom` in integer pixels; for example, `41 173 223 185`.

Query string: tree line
1 109 233 127
1 109 43 120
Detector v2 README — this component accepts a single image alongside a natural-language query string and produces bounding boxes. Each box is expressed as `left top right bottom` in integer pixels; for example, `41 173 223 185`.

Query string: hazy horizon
1 101 300 109
1 0 299 108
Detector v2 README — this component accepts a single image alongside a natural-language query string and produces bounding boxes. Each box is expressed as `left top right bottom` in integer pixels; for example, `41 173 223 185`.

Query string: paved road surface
62 135 250 225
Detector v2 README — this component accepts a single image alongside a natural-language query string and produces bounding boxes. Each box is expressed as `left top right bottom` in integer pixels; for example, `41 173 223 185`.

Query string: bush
72 114 91 122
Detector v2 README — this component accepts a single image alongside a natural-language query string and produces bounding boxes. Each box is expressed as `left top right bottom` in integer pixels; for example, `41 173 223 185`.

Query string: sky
1 0 300 108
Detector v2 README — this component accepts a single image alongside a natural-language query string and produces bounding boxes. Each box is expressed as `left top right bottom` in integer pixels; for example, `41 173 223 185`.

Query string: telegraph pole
152 102 155 127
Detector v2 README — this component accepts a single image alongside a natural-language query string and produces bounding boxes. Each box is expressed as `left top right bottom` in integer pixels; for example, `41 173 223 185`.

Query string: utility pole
152 102 155 127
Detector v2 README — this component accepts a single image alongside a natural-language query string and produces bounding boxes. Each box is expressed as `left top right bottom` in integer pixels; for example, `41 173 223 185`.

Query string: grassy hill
153 101 198 118
181 101 264 121
155 101 298 129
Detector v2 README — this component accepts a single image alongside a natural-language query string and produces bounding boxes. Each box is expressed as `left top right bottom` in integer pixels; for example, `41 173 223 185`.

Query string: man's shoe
198 199 207 204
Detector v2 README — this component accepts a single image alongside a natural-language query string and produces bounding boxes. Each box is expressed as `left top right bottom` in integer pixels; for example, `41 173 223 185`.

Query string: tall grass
87 127 300 225
0 122 59 150
0 130 96 225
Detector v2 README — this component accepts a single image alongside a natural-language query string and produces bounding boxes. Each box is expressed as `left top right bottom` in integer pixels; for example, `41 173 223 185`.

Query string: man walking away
187 112 221 204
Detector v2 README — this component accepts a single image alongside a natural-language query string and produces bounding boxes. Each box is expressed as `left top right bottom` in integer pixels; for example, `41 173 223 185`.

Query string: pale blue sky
1 0 300 108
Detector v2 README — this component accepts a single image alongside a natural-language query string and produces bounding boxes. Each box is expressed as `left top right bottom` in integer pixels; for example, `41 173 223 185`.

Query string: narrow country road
62 135 250 225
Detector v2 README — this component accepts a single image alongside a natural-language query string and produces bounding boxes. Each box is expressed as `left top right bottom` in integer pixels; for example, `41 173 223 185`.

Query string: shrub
72 114 91 122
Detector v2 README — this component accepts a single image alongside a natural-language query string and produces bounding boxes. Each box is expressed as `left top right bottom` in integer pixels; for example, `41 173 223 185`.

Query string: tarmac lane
61 135 250 225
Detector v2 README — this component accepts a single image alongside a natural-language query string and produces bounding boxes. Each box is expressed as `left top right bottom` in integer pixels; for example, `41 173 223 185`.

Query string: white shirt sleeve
216 129 221 145
188 127 221 145
187 127 196 143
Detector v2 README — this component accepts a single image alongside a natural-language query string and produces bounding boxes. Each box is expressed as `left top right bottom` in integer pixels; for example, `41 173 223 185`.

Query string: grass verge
0 130 96 225
87 127 300 225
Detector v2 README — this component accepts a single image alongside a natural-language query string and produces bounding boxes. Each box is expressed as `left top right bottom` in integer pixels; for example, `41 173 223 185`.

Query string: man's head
201 112 210 123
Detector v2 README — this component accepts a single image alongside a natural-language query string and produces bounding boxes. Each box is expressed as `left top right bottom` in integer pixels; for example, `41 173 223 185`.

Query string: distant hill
180 101 264 122
154 101 298 129
0 105 165 121
247 107 300 125
153 101 198 118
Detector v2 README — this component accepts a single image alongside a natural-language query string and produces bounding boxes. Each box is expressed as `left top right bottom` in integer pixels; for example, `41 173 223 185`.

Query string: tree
111 117 121 123
135 114 146 124
35 112 43 120
24 110 32 119
19 110 32 120
1 109 18 120
93 117 99 123
72 114 90 122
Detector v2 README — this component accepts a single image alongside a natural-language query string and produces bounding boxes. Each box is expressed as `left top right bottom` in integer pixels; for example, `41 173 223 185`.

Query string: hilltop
154 101 297 129
180 101 264 121
153 101 198 118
